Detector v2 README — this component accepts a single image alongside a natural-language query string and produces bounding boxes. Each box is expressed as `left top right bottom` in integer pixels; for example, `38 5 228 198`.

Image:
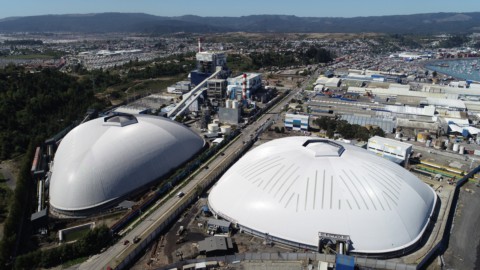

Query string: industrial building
285 113 309 131
367 136 413 164
167 81 191 94
227 73 262 99
206 78 227 102
208 137 437 256
49 114 205 216
218 106 240 125
190 51 228 86
314 76 341 89
113 105 151 115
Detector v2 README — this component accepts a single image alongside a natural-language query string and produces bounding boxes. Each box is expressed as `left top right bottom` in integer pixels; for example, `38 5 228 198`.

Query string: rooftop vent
103 113 138 127
302 139 345 157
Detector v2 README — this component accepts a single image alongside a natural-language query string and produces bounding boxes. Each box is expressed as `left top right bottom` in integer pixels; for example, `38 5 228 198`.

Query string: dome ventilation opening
103 113 138 127
302 139 345 157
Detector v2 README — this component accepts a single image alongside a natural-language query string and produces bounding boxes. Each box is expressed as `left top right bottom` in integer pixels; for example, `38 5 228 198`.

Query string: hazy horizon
1 0 479 20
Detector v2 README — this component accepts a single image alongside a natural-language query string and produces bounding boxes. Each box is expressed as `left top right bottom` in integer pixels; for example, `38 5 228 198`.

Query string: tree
13 226 112 269
369 127 385 138
438 35 469 48
326 128 335 138
0 66 104 159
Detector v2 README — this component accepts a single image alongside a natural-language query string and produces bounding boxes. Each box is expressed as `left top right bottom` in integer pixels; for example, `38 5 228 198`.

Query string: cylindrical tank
220 125 231 135
395 133 402 139
225 99 232 108
232 100 239 109
434 140 442 149
459 145 465 154
208 123 219 133
426 140 432 147
453 143 459 152
213 119 220 125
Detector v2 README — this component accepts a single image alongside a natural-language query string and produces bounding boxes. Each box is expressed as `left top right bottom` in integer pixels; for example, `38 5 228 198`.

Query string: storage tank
453 143 460 152
434 140 442 149
225 99 232 109
213 119 220 125
459 145 465 155
232 100 239 109
226 85 235 100
220 125 231 135
426 140 432 147
208 123 219 133
395 133 402 140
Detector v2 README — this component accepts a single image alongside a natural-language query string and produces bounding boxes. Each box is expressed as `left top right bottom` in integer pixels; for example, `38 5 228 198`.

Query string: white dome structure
208 137 437 255
49 114 204 216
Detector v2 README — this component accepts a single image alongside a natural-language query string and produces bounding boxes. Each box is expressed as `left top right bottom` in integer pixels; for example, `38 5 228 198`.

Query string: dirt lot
132 193 299 269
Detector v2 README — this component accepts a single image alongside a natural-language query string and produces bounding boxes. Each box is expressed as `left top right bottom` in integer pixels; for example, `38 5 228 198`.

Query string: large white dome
49 114 204 215
208 137 437 254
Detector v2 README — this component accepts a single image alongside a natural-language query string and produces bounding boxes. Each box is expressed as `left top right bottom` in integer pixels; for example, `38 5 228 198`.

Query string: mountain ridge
0 12 479 34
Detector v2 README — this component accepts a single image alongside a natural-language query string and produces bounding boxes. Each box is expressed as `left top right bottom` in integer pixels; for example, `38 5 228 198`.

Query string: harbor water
425 58 480 82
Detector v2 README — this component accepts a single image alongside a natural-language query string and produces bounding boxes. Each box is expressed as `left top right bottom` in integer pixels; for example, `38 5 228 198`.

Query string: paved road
443 180 480 270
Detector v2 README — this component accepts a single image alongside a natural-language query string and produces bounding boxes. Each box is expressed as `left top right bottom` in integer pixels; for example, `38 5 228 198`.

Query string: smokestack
198 37 202 52
242 73 247 100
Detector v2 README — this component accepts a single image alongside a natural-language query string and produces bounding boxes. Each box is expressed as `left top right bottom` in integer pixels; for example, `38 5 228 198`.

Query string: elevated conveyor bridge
168 67 222 119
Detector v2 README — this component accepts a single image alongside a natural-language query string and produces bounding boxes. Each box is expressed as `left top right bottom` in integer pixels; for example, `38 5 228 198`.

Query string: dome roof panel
208 137 436 253
49 114 204 214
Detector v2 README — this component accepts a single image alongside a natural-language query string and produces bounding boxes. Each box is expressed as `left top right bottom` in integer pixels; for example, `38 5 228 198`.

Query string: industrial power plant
21 37 473 270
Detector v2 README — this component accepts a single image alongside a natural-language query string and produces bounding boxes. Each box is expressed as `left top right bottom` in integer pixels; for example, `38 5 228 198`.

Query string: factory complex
24 43 480 270
289 69 480 158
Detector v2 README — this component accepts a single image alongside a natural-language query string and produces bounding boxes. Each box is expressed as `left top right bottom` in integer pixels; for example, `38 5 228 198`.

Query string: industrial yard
2 29 480 270
125 121 478 269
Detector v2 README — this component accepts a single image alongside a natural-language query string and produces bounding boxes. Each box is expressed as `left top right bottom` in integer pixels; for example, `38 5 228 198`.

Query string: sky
1 0 479 19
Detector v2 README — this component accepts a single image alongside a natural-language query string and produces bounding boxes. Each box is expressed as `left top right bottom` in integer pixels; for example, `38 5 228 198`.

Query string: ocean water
425 58 480 82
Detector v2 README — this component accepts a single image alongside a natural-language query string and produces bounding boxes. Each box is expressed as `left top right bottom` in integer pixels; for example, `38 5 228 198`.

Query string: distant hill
0 12 480 34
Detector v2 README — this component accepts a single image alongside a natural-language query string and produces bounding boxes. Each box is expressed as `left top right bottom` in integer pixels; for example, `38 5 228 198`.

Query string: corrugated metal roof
426 97 466 109
340 115 395 133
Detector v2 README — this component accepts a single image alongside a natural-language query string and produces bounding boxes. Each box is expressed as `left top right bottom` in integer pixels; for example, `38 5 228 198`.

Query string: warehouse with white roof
208 137 437 255
49 114 204 216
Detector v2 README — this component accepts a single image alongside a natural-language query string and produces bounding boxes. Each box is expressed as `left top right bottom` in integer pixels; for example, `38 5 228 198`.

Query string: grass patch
131 78 178 92
62 227 91 242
